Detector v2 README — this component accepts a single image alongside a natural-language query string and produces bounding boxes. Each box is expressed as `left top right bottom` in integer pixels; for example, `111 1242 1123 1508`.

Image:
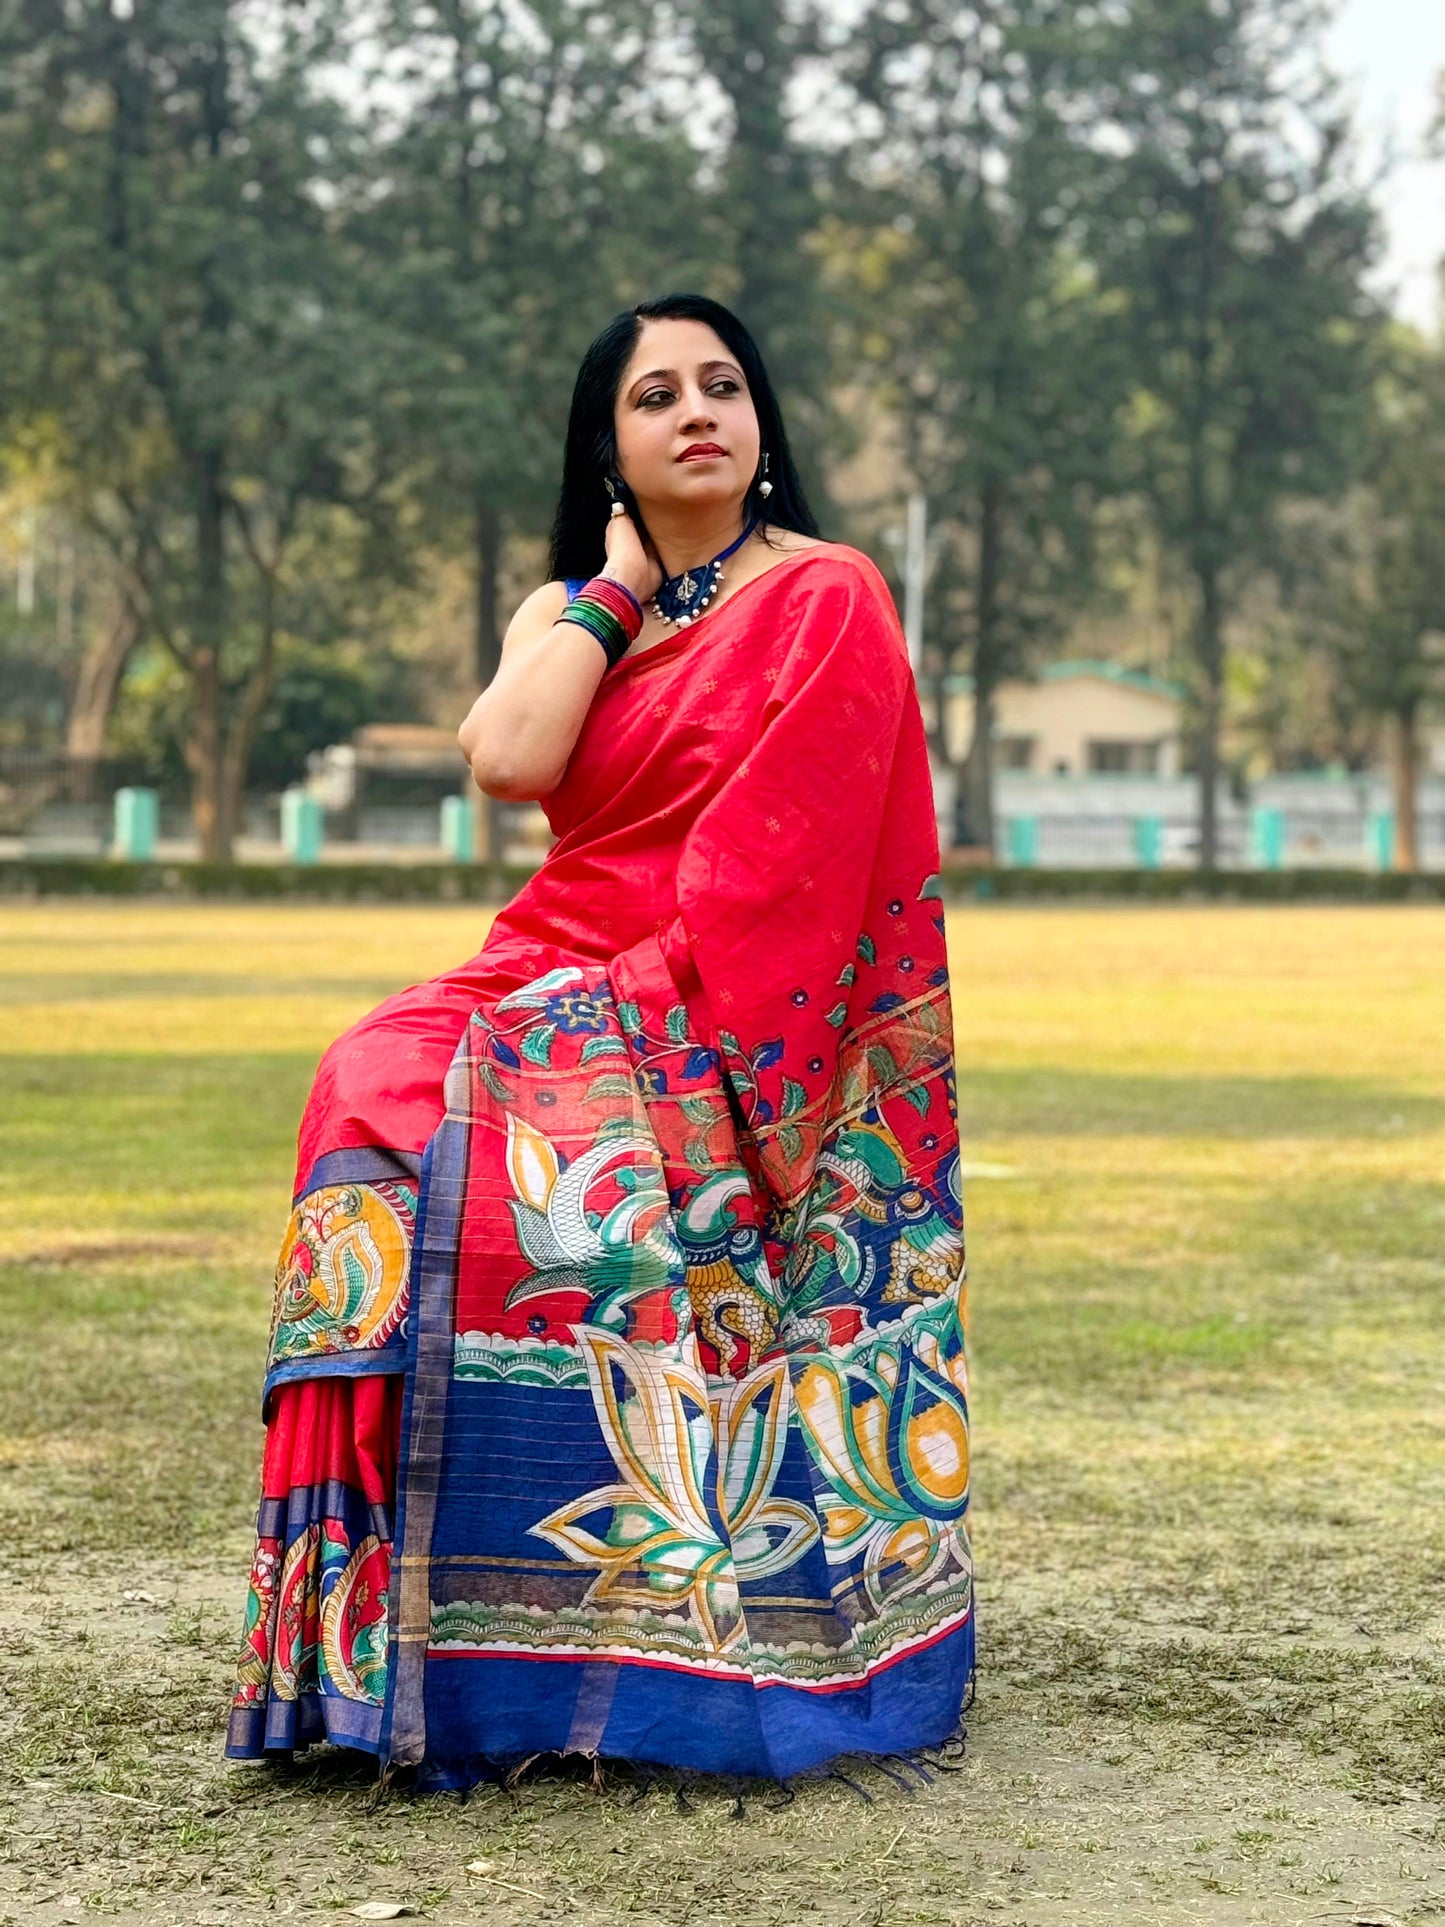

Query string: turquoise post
1004 815 1038 867
1367 809 1394 873
1133 815 1163 870
281 787 323 865
113 787 158 862
1251 806 1285 871
440 794 475 863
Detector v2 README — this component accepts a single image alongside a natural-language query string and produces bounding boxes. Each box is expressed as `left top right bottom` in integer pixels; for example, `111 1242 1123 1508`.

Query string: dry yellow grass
0 900 1442 1926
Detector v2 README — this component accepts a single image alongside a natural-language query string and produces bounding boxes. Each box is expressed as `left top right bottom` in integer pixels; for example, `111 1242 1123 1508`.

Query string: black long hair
546 292 822 581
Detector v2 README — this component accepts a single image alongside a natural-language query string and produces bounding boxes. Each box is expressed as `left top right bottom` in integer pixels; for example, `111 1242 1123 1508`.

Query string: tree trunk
959 690 997 853
189 451 230 861
66 600 142 764
925 658 968 854
475 494 502 689
924 666 949 764
475 493 504 864
185 645 225 862
1194 559 1224 871
218 607 278 864
1392 703 1419 874
959 476 1005 856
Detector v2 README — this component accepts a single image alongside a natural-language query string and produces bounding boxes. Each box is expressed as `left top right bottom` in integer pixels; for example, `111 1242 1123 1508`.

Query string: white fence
976 774 1444 871
8 772 1444 871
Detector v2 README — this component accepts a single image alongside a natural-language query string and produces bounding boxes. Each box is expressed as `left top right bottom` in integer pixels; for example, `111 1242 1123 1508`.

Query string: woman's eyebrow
626 359 742 399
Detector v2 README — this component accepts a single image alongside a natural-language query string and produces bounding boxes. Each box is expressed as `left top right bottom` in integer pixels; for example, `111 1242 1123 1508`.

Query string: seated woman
226 291 973 1790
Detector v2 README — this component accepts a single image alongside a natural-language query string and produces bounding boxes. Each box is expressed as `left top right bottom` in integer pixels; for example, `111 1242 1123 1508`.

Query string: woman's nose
678 390 718 431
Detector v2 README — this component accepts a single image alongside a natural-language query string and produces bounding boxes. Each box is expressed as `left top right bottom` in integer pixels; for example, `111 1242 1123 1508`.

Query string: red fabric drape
233 544 972 1780
259 1375 402 1506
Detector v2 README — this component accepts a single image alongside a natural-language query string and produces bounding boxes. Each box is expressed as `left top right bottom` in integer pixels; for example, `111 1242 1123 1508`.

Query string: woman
227 292 973 1789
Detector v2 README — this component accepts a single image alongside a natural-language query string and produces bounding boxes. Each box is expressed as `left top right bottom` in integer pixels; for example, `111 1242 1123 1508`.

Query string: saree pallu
227 544 973 1785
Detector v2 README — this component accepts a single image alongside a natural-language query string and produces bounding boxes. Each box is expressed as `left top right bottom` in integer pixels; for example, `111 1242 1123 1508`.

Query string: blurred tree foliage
110 637 402 795
0 0 396 857
0 0 1429 868
1086 0 1381 865
1270 332 1445 870
825 0 1133 850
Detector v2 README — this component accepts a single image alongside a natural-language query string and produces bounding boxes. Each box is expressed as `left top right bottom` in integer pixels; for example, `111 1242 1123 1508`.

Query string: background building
943 662 1185 778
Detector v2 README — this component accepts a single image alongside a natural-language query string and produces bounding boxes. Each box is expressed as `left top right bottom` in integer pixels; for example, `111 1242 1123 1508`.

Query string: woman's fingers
605 510 662 598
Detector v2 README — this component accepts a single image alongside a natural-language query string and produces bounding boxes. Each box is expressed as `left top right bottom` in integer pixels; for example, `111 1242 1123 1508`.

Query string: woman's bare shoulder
768 532 881 563
500 579 570 661
764 529 829 552
766 534 894 591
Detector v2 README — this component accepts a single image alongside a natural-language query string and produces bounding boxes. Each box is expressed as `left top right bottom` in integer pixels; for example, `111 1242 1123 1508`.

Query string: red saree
228 543 972 1785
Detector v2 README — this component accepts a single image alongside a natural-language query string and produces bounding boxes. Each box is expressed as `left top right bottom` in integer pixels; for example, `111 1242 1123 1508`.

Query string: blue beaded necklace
651 512 763 628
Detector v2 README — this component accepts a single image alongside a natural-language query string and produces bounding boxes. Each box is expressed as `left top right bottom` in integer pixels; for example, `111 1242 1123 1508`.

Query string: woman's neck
643 502 750 579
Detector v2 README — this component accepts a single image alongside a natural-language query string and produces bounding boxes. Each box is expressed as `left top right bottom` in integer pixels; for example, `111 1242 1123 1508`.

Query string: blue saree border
296 1144 421 1205
226 1681 386 1759
378 1080 470 1768
225 1478 393 1761
261 1346 405 1417
372 1022 978 1782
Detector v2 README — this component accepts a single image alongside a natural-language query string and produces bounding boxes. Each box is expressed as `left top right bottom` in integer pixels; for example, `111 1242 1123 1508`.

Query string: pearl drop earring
758 451 773 499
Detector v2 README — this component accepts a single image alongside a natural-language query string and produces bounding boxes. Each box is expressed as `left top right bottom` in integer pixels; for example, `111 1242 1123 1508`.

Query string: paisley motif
270 1523 322 1701
269 1180 416 1367
320 1534 390 1703
231 1539 280 1703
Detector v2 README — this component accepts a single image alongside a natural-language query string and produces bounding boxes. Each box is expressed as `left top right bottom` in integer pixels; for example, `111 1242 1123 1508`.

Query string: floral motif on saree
267 1177 416 1380
229 545 974 1783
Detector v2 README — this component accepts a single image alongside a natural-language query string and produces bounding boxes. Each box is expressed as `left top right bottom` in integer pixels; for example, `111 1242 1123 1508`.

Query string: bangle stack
557 575 645 670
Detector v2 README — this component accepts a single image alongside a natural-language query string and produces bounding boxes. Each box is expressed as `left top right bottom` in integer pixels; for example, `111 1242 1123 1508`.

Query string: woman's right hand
602 505 663 604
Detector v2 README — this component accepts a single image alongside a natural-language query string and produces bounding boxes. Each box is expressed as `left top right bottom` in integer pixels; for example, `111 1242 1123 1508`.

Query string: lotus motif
793 1314 971 1612
530 1329 819 1653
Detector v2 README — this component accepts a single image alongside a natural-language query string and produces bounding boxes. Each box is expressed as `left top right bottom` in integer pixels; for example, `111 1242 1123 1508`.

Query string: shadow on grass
976 1173 1441 1391
959 1068 1445 1139
0 971 417 1008
0 1051 315 1201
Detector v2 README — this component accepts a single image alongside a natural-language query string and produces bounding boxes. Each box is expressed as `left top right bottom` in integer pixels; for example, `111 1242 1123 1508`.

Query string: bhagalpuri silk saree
227 542 973 1787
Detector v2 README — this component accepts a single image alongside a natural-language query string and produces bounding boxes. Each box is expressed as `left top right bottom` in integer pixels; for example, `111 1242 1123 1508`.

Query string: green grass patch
0 903 1441 1925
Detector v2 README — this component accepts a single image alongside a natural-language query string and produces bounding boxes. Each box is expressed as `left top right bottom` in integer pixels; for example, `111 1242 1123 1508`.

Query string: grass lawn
1 901 1442 1927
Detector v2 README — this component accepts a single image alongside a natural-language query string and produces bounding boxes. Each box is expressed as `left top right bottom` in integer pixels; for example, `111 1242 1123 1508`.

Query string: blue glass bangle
558 598 631 669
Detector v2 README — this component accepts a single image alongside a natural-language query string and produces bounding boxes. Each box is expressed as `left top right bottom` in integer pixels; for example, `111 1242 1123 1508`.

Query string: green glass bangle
558 598 632 669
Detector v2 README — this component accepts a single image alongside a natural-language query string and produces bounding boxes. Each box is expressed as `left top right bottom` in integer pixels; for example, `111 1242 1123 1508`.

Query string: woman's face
612 318 762 517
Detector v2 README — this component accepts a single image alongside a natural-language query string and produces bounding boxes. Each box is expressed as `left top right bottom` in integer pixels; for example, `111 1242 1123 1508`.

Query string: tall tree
0 0 389 858
1282 334 1445 871
359 0 704 694
827 0 1130 851
349 0 707 854
675 0 842 507
1090 0 1379 866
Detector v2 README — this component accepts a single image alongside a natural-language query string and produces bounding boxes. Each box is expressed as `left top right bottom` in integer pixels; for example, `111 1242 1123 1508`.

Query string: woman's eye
639 379 738 408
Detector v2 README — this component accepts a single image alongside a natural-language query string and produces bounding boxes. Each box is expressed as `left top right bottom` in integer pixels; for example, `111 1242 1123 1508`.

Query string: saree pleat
227 544 973 1784
228 1375 402 1756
